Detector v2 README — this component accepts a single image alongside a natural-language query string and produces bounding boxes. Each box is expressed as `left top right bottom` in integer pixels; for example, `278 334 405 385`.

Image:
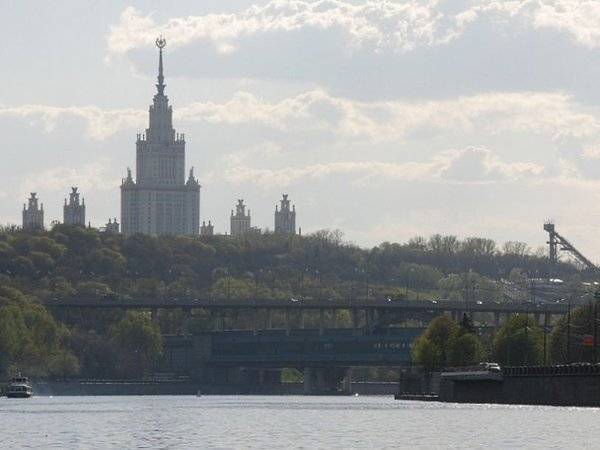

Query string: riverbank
403 365 600 407
33 380 399 396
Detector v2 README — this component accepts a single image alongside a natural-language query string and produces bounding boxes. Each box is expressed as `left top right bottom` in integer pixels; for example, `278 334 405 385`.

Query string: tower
230 199 251 236
63 187 86 226
200 220 214 236
22 193 44 231
104 218 120 234
274 194 296 234
120 37 200 236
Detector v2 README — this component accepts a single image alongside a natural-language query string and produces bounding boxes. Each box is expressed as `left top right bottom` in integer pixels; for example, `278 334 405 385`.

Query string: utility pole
524 307 529 365
567 300 571 364
543 306 548 365
594 291 600 363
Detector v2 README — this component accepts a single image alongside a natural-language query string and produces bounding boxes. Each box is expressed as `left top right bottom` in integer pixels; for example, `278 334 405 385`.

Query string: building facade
274 194 296 234
22 193 44 231
230 199 251 236
104 218 120 234
200 220 214 236
121 38 200 236
63 187 86 226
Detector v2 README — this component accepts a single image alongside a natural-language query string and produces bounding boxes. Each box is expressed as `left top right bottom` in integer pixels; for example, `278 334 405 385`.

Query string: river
1 395 598 449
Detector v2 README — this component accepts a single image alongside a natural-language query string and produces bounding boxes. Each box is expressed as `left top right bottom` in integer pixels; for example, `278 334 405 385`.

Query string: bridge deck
44 297 569 315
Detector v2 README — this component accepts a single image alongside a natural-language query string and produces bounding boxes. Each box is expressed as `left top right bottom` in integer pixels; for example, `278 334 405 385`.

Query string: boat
6 375 33 398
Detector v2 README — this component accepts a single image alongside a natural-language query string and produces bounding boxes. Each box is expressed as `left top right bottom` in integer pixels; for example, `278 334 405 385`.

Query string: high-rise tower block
120 37 200 236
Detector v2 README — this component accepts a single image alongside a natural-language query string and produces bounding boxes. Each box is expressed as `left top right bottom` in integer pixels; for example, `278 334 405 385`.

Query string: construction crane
543 222 598 273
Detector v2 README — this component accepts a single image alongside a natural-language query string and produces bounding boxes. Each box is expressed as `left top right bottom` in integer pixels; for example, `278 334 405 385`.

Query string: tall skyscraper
63 187 85 226
22 193 44 231
274 194 296 234
121 37 200 236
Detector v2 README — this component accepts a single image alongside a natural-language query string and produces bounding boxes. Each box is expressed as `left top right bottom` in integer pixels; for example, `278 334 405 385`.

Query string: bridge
47 297 571 393
46 296 569 334
163 327 421 393
45 296 569 316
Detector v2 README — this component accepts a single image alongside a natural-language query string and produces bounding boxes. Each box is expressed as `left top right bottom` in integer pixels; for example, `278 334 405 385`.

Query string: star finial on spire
155 36 167 95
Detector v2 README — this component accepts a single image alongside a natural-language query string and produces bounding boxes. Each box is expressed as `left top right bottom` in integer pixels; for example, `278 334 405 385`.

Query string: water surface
1 395 598 449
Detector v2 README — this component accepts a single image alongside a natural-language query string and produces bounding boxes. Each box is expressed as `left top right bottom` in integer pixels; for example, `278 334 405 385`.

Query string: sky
4 0 600 259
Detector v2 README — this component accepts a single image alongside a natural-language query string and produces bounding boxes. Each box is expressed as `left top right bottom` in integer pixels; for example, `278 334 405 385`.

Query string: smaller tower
200 220 214 236
230 199 251 236
22 193 44 231
274 194 296 234
63 187 86 226
104 218 120 234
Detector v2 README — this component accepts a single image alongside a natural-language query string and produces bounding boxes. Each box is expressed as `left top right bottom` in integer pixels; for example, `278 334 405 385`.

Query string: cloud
220 146 545 188
107 1 451 56
0 104 144 140
3 89 600 149
533 0 600 48
440 147 544 181
106 1 600 60
177 90 600 147
20 160 120 194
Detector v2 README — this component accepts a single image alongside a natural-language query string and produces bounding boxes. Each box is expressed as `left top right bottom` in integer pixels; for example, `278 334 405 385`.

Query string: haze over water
1 395 598 449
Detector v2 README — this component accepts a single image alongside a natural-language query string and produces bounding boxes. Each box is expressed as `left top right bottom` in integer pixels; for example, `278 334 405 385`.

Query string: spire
155 36 167 95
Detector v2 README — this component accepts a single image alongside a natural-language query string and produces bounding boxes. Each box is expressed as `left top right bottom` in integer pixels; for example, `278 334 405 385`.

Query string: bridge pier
319 309 325 335
252 309 258 335
151 308 159 324
351 309 359 334
213 310 224 332
341 368 353 394
182 307 191 335
303 367 347 395
284 309 291 336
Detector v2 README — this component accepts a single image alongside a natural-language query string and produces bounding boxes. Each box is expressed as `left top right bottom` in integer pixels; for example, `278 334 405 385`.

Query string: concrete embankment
439 365 600 406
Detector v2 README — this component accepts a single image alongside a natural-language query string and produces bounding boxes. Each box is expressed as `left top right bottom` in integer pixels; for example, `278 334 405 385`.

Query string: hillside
0 225 580 304
0 224 584 379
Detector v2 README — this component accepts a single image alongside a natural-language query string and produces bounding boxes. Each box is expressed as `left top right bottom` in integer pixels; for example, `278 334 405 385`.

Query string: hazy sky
4 0 600 259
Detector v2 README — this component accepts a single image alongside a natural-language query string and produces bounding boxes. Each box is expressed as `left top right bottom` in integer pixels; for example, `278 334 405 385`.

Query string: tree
76 281 114 299
85 248 126 276
503 241 529 257
0 303 79 377
413 315 485 372
413 316 455 371
493 314 544 365
110 312 163 378
447 331 484 367
550 304 598 364
0 305 31 371
29 251 55 275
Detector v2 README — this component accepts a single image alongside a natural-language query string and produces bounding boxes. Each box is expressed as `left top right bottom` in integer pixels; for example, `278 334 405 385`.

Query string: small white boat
6 375 33 398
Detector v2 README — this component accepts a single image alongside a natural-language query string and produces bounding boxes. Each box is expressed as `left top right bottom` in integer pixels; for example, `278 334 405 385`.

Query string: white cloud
106 1 600 59
220 146 545 187
534 0 600 48
107 1 448 56
3 89 600 148
20 160 120 194
0 104 144 140
178 90 600 147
